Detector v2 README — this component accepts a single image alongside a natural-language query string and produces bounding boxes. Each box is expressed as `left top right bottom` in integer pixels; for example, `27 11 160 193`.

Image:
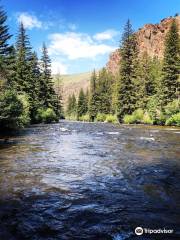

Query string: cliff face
106 16 180 75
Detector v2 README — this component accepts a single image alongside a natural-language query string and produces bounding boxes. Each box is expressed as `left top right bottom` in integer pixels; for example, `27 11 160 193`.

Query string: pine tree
15 23 33 93
117 20 139 121
77 88 87 119
0 5 13 87
29 52 41 121
40 43 61 116
161 19 180 106
66 93 77 117
96 68 112 114
88 70 98 121
135 52 156 109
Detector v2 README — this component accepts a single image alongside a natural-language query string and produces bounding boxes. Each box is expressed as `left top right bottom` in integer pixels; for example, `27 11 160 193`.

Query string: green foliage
165 112 180 126
160 19 180 105
123 114 136 124
105 114 118 123
164 99 180 116
117 20 139 121
77 88 88 119
35 108 57 124
135 53 158 109
95 113 107 122
66 93 77 118
0 90 29 130
79 114 90 122
142 112 153 124
89 70 98 121
17 94 30 126
123 109 153 124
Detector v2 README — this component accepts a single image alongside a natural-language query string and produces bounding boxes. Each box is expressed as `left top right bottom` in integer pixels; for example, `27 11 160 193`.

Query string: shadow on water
0 121 180 240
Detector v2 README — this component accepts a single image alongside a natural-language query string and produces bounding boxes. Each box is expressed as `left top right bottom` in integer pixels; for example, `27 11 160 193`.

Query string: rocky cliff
106 16 180 75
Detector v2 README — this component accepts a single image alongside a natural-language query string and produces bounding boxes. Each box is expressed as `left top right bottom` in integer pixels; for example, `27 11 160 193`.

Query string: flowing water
0 121 180 240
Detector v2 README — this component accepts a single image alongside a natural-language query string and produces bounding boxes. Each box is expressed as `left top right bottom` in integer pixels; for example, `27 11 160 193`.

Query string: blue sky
3 0 180 74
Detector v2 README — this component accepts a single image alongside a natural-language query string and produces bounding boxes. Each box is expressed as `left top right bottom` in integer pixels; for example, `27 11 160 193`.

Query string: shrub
146 95 161 120
0 90 30 130
142 112 153 124
105 114 118 123
35 108 58 123
17 94 30 126
133 109 144 123
79 114 90 122
95 113 107 122
123 114 136 124
123 109 153 125
164 99 180 116
165 112 180 126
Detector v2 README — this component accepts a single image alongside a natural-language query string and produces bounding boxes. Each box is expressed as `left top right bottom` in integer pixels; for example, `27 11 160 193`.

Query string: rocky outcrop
107 16 180 75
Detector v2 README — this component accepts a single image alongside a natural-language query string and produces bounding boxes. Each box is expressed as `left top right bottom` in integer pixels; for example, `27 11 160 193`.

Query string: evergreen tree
15 23 33 93
29 52 41 121
0 6 12 60
0 5 13 86
77 88 87 119
66 93 77 117
96 68 112 114
161 19 180 106
135 52 156 109
117 20 139 121
88 70 98 121
40 43 61 116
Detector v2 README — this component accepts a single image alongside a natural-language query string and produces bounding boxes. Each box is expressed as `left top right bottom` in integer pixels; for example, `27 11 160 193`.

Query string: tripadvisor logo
135 227 143 235
135 227 174 235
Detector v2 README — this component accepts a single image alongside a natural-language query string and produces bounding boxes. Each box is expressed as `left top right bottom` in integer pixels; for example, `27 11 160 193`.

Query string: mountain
54 72 91 107
107 15 180 75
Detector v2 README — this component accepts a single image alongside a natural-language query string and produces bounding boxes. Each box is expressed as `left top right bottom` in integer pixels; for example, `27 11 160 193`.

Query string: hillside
54 72 91 107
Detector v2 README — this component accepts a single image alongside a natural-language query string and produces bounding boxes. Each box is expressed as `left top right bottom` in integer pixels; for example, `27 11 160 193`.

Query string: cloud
51 61 68 74
48 32 116 60
17 12 42 29
93 29 119 41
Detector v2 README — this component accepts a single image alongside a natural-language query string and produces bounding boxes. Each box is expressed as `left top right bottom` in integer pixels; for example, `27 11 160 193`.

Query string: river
0 121 180 240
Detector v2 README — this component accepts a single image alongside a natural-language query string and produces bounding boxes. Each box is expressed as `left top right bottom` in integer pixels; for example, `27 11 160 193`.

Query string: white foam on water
140 137 155 141
60 127 69 132
96 132 104 135
106 132 120 135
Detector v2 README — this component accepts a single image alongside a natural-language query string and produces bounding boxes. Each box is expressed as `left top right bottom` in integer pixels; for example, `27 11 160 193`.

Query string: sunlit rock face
106 16 180 75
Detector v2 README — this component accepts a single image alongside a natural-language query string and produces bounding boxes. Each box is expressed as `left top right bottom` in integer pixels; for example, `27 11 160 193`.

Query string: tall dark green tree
66 93 77 117
96 68 112 114
0 5 13 87
40 43 61 116
29 52 41 121
161 19 180 106
135 52 156 109
77 88 87 119
88 70 98 121
15 22 33 93
117 20 139 121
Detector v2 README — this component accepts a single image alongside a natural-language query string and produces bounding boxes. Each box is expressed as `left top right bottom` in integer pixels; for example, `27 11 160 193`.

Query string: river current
0 121 180 239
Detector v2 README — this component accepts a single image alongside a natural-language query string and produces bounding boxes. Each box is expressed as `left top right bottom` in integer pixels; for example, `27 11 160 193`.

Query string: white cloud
48 32 116 60
94 29 119 41
51 61 68 74
17 12 42 29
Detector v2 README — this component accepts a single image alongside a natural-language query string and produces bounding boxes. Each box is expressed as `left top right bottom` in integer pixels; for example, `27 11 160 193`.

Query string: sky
3 0 180 74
